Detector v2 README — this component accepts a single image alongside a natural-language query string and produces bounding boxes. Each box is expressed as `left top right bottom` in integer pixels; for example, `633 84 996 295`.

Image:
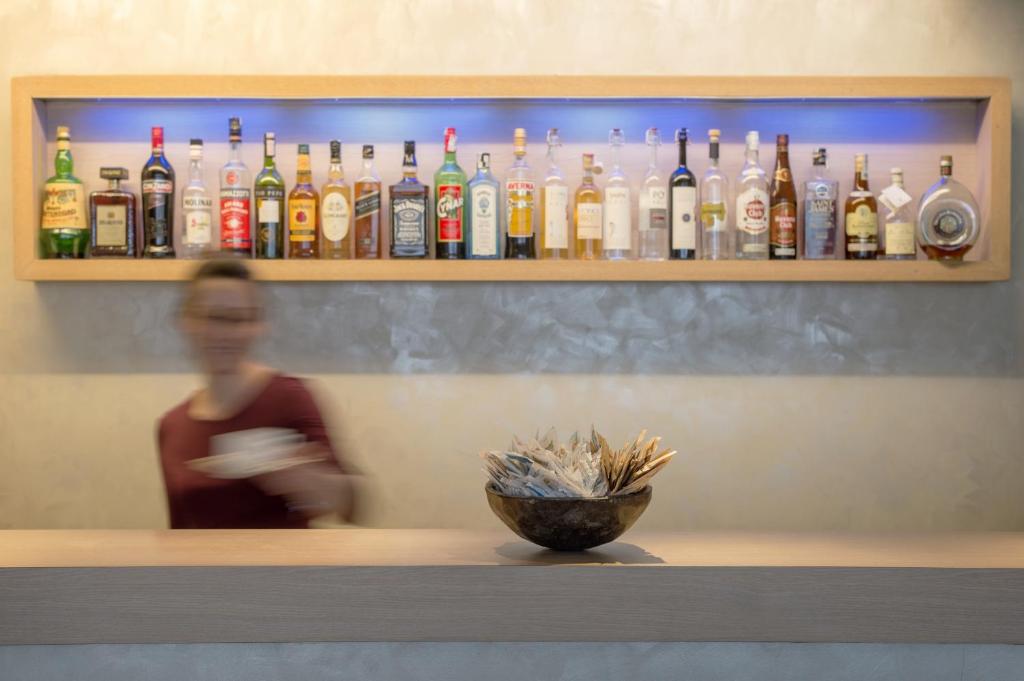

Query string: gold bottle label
289 198 317 242
41 182 86 229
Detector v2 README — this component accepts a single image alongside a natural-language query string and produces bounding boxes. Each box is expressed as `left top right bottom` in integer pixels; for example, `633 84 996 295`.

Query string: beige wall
1 0 1023 530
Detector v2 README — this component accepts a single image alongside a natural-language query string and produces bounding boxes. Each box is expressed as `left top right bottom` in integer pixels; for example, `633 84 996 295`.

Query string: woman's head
178 258 266 375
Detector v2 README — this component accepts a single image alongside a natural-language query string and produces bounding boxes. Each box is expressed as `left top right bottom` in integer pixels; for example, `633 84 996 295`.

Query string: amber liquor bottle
354 145 382 259
287 144 319 259
90 167 137 257
844 153 879 260
769 134 797 259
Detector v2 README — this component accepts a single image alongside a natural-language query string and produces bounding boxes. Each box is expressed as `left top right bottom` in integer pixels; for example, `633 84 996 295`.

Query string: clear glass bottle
844 153 878 260
802 148 838 259
321 140 353 259
219 117 252 256
180 139 213 259
468 152 501 259
917 155 980 261
637 127 668 260
574 153 603 260
879 167 916 260
354 145 382 259
505 128 535 258
253 132 285 259
700 129 729 260
287 144 319 259
669 128 698 259
539 128 570 259
390 141 430 258
734 130 769 260
90 167 136 258
41 125 88 258
603 128 632 260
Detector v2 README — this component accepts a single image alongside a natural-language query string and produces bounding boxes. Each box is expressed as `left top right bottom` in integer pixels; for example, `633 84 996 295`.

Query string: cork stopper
708 129 721 143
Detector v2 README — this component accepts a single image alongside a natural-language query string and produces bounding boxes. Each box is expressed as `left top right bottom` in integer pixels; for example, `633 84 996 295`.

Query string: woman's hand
250 443 358 522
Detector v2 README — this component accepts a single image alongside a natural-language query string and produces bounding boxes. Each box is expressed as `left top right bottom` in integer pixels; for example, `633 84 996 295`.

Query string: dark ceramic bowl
485 483 652 551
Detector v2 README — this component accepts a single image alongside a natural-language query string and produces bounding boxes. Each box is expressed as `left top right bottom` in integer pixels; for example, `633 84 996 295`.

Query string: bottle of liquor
287 144 319 259
505 128 536 258
141 125 175 258
574 153 603 260
802 148 838 259
539 128 569 260
700 128 729 260
669 128 697 260
468 153 501 259
219 117 252 256
735 131 769 260
180 140 213 259
390 141 430 258
321 140 353 259
434 127 467 259
768 133 797 260
637 127 668 261
844 153 878 260
89 167 136 258
254 132 285 259
40 126 88 258
879 167 916 261
603 128 632 260
916 155 980 261
354 145 382 259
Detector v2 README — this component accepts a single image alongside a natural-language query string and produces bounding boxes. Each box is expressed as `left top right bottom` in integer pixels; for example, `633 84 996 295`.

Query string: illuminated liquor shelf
12 75 1012 282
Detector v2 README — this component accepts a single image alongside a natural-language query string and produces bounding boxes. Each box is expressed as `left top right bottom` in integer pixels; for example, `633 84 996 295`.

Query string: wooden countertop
2 529 1023 645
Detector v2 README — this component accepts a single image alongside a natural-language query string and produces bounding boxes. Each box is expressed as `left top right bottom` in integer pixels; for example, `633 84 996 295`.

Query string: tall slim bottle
844 153 878 260
219 117 252 256
141 125 175 258
253 132 285 259
181 139 214 259
603 128 632 260
40 125 88 258
505 128 536 258
700 129 729 260
735 131 769 259
287 144 319 259
354 145 382 259
539 128 569 259
879 167 916 260
321 140 353 259
390 141 430 258
802 148 838 259
468 153 501 259
434 127 467 259
669 128 697 260
768 133 797 259
637 127 668 260
574 153 603 260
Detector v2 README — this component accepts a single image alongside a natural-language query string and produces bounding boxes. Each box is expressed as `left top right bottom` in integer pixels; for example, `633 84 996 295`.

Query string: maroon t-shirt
157 374 345 529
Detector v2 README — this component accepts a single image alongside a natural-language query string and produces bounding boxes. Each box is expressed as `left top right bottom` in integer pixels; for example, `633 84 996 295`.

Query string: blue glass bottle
466 153 501 259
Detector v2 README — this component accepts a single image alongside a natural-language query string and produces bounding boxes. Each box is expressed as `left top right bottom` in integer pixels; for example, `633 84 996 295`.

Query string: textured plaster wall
1 0 1023 530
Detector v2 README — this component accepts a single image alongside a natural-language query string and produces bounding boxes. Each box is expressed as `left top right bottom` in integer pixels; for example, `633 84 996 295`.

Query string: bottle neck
229 140 241 162
775 148 789 170
189 157 203 183
677 140 687 168
107 179 121 191
444 149 457 165
813 162 828 181
854 170 869 190
708 142 719 168
54 147 73 177
745 146 758 166
296 156 311 185
361 158 378 179
328 160 343 181
262 153 276 171
402 163 418 181
647 144 658 171
547 144 559 171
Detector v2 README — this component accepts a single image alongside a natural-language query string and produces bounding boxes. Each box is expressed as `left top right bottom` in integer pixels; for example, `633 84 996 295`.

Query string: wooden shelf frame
11 75 1012 283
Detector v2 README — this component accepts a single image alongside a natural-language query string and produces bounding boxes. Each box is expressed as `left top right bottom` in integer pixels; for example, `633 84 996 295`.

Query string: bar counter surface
2 529 1023 645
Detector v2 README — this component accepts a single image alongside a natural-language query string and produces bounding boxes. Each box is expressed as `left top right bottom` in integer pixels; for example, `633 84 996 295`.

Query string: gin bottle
180 139 214 259
505 128 536 258
603 128 632 260
468 153 501 259
802 148 838 259
637 127 668 260
700 129 729 260
916 155 979 261
539 128 570 259
734 131 768 259
879 167 916 260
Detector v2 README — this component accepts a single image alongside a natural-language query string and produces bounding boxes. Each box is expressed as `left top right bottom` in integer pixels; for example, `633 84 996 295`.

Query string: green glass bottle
253 132 286 259
40 126 88 258
434 127 467 259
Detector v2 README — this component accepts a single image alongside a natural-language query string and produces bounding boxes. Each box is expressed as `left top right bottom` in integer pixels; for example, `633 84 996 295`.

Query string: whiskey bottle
141 126 175 258
735 131 769 260
180 139 214 259
468 153 501 259
879 168 916 260
844 153 878 260
90 167 136 258
434 128 467 259
669 128 697 260
505 128 536 259
574 153 603 260
700 129 729 260
769 133 797 259
916 156 979 261
219 117 252 256
321 140 353 259
389 141 430 258
603 128 632 260
254 132 285 259
539 128 569 260
637 128 668 261
40 126 88 258
802 148 838 259
287 144 319 259
354 145 382 259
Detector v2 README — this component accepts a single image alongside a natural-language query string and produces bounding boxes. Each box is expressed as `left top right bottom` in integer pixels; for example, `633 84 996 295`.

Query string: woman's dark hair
180 257 263 316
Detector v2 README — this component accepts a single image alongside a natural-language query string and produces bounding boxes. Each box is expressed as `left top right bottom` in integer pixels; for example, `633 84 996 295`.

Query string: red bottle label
220 188 251 250
436 184 464 242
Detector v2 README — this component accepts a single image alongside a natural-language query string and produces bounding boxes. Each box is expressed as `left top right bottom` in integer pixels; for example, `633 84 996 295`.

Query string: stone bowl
485 483 652 551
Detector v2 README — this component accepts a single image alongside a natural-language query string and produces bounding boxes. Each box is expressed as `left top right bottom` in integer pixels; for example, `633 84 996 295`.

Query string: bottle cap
264 133 276 157
330 140 341 160
99 167 128 181
513 128 527 153
444 127 457 153
676 128 688 143
189 138 203 147
776 133 789 146
940 155 953 167
890 167 903 175
297 143 309 155
708 128 720 141
151 126 164 148
56 126 70 140
582 153 603 174
646 127 661 145
479 152 490 169
228 117 242 141
609 128 625 146
403 141 416 165
363 144 374 159
546 128 561 146
812 147 827 165
745 130 759 149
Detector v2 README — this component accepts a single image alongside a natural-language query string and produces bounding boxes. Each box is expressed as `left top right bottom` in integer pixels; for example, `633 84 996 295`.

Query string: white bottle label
185 211 211 245
95 205 127 246
640 186 668 232
603 186 631 249
258 199 280 224
879 185 913 214
671 186 697 250
577 203 603 240
543 186 569 249
321 192 350 242
885 221 916 256
471 184 498 256
736 187 769 235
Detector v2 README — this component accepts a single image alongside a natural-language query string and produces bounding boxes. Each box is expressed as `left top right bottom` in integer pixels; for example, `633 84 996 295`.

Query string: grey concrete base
2 643 1023 681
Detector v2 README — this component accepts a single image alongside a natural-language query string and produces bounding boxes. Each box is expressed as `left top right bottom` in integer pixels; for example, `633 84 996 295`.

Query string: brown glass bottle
90 167 137 257
768 134 797 259
287 144 319 259
844 153 878 260
354 145 382 259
